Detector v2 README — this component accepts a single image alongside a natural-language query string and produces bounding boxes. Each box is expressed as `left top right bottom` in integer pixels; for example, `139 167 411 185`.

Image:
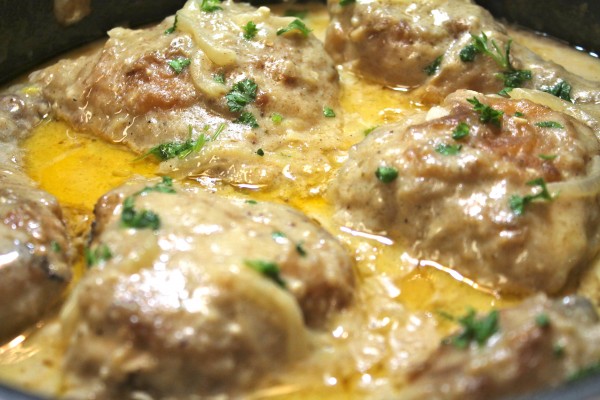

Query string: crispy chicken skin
404 295 600 399
330 90 600 294
60 178 354 398
32 0 342 190
325 0 600 104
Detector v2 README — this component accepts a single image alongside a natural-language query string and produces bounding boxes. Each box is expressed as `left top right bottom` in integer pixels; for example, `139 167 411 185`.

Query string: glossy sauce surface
0 4 599 399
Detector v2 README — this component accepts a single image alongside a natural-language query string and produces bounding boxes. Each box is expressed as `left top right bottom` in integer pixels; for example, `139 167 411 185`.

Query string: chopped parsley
452 122 470 140
272 231 287 241
444 308 499 349
339 0 356 5
296 242 307 257
459 44 478 62
535 121 564 129
213 72 225 84
509 177 553 216
467 97 504 127
542 80 572 102
236 111 259 128
535 313 550 328
276 19 312 37
140 124 224 161
245 199 258 205
168 57 191 74
242 21 258 40
226 78 258 113
514 111 525 117
538 154 557 161
423 55 443 76
323 106 336 118
467 32 532 91
553 343 565 358
284 9 308 19
164 14 178 35
375 166 398 183
435 143 462 155
200 0 222 12
271 113 283 124
256 148 264 156
120 177 175 230
244 259 286 288
364 126 378 136
50 240 61 253
85 244 112 267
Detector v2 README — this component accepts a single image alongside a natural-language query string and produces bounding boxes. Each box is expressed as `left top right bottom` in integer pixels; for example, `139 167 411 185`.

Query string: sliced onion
548 155 600 199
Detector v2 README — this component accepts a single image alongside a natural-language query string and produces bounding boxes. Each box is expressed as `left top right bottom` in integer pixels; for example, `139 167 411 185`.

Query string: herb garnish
509 177 553 216
164 14 178 35
213 72 225 84
200 0 222 12
140 124 224 161
535 313 550 328
467 97 504 127
464 32 532 92
323 106 336 118
271 113 283 124
339 0 356 5
168 57 191 74
296 242 307 257
226 78 258 112
514 111 525 117
424 55 443 76
243 21 258 40
85 244 112 267
435 143 462 156
50 240 61 253
236 111 259 128
568 361 600 382
542 80 572 102
121 177 175 230
364 126 378 136
538 154 557 161
245 199 258 205
452 122 470 140
276 19 312 37
244 259 286 288
443 308 499 349
535 121 564 129
375 166 398 183
256 148 264 156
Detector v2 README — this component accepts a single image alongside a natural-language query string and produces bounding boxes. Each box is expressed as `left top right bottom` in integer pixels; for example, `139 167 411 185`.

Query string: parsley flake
459 44 478 62
164 14 178 35
226 78 258 113
375 166 398 183
467 97 503 127
364 126 378 136
168 57 191 74
245 199 258 205
140 125 224 161
323 106 336 118
542 80 572 102
213 72 225 84
296 242 307 257
509 177 553 216
539 154 557 161
444 308 499 349
568 361 600 382
256 148 264 156
535 121 564 129
339 0 356 5
436 143 462 155
85 244 112 267
271 113 283 124
50 240 61 253
243 21 258 40
424 55 443 76
535 313 550 328
452 122 470 140
244 259 286 288
120 177 176 230
276 19 312 37
200 0 222 12
236 111 259 128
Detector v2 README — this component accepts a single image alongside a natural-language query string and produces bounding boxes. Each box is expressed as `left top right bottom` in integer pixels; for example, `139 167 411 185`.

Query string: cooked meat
60 178 354 398
0 166 71 342
0 85 71 342
404 295 600 400
32 0 342 191
325 0 600 104
330 90 600 294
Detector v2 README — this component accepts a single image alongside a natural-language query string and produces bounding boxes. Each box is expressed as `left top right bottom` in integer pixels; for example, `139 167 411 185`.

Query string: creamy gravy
1 4 600 399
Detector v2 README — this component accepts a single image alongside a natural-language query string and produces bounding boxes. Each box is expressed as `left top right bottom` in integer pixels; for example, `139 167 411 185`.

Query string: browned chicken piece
32 0 342 191
330 90 600 294
60 178 354 399
325 0 600 104
404 295 600 399
0 86 71 343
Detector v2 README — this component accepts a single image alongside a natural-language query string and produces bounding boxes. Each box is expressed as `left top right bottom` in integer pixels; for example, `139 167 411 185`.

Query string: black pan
0 1 599 399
